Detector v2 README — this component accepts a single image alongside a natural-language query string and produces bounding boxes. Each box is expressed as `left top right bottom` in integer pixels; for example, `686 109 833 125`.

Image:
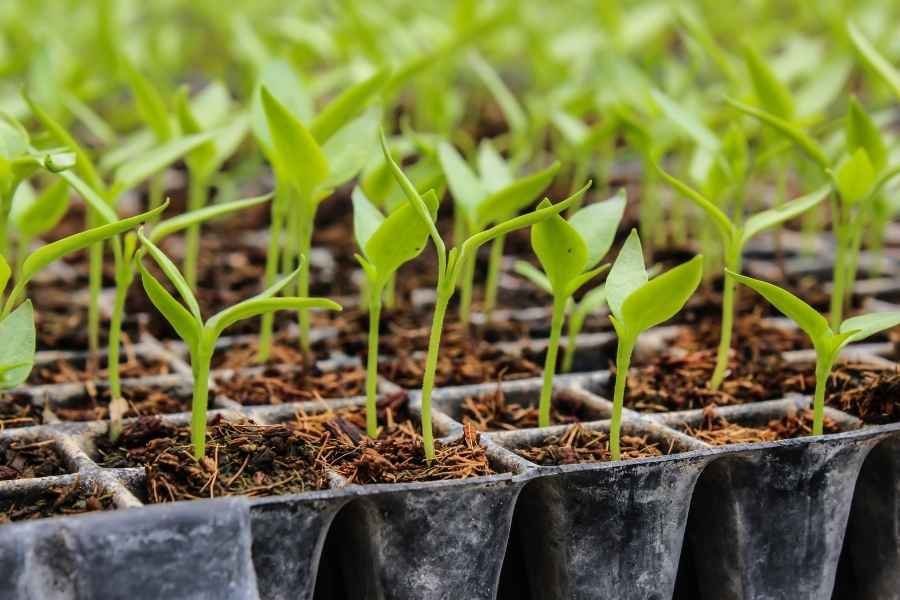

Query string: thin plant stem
295 200 314 354
538 297 567 427
420 284 452 462
482 234 505 318
457 251 476 323
383 273 397 309
710 249 741 390
183 173 207 290
0 195 10 259
257 196 286 363
365 287 383 437
148 173 165 213
813 357 832 436
190 340 214 460
87 217 103 358
562 309 581 374
829 201 849 329
14 235 28 282
107 272 129 402
610 336 635 461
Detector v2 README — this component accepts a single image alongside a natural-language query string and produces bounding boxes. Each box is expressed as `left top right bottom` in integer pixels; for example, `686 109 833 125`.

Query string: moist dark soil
34 307 142 352
513 424 669 465
679 406 843 445
781 363 900 425
0 394 43 430
380 333 541 389
215 364 366 405
459 388 601 432
144 415 331 503
94 416 185 469
27 350 172 386
49 385 193 422
615 314 807 413
0 480 115 524
0 438 69 481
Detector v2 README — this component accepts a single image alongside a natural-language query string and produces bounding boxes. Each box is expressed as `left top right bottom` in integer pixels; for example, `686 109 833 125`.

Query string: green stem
830 225 848 329
539 297 567 427
365 286 383 438
148 172 165 214
108 272 130 402
257 195 286 363
295 200 314 354
383 273 397 309
14 235 28 283
191 336 214 460
420 284 452 462
87 218 103 357
0 194 10 259
610 335 635 461
457 250 476 324
183 173 207 291
812 357 833 436
562 308 582 374
710 250 741 390
482 234 505 319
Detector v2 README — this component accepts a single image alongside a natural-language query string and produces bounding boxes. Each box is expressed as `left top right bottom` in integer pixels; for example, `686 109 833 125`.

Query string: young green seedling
727 94 900 329
62 169 270 439
727 270 900 435
137 233 342 459
518 190 625 426
253 64 388 360
656 165 829 389
27 93 219 356
353 187 438 437
437 140 559 321
606 230 703 460
382 130 586 461
0 255 35 392
10 179 70 278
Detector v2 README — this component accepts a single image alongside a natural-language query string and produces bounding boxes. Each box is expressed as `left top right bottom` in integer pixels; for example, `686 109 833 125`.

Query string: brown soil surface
0 394 43 430
49 385 193 422
215 364 366 405
514 424 669 465
460 388 600 432
0 480 115 524
782 364 900 425
679 406 843 445
0 438 69 480
28 350 172 386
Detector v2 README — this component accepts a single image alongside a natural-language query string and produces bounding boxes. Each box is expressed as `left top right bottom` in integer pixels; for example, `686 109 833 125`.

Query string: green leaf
121 59 172 141
438 141 485 221
0 115 28 160
740 185 830 246
209 297 341 339
0 301 34 389
58 171 117 224
0 254 9 297
532 199 588 294
848 23 900 99
113 131 216 194
137 229 202 322
251 60 314 157
475 161 560 228
846 97 886 172
551 110 589 147
840 312 900 345
176 89 217 176
260 86 329 198
743 45 795 120
568 189 626 268
727 270 831 345
309 67 390 143
18 202 167 288
137 262 200 349
352 187 384 253
149 194 272 243
321 106 380 190
834 148 875 205
620 255 703 335
606 229 648 321
726 98 829 169
477 140 512 192
655 164 734 245
366 198 435 286
565 264 610 298
12 179 69 238
513 260 552 295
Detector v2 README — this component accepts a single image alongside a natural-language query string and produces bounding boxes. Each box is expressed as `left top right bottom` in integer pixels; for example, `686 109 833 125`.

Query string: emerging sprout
657 164 829 389
137 233 342 459
0 255 34 391
437 140 559 321
519 190 625 426
728 270 900 434
352 186 437 437
382 130 584 461
606 230 703 460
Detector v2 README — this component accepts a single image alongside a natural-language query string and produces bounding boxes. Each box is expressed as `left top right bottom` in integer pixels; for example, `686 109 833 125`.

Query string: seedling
137 234 342 459
10 180 70 278
253 64 388 360
353 187 437 436
727 270 900 435
656 165 829 389
606 230 703 460
62 170 270 439
437 140 559 320
727 92 900 329
516 190 625 426
382 130 585 460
